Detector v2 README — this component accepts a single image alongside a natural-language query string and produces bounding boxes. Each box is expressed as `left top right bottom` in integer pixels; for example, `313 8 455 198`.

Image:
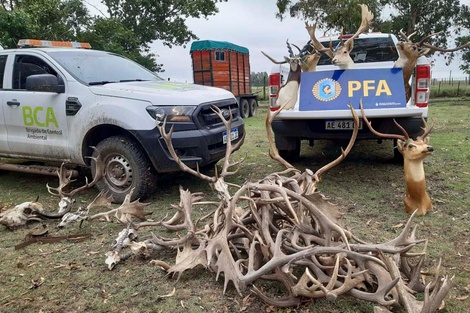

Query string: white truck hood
89 80 235 105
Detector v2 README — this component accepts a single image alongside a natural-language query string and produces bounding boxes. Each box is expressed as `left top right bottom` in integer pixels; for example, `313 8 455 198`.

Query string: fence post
263 76 267 100
457 81 460 96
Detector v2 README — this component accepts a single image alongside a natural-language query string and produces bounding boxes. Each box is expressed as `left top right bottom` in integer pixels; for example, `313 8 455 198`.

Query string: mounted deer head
360 100 434 216
262 40 302 110
302 22 323 72
394 29 470 101
310 4 374 69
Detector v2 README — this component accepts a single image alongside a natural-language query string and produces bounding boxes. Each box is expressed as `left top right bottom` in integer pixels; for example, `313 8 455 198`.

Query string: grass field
0 99 469 312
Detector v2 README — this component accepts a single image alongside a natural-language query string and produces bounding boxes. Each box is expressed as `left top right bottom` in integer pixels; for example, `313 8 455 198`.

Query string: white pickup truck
268 33 430 161
0 39 244 201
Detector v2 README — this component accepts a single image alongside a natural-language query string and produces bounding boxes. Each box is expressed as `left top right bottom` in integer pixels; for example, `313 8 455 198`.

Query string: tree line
1 0 469 73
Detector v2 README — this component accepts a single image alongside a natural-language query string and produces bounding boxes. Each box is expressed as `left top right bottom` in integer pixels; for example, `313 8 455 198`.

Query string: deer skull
0 202 44 229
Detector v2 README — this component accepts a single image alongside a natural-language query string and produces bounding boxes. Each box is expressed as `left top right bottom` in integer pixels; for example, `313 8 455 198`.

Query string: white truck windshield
46 50 161 85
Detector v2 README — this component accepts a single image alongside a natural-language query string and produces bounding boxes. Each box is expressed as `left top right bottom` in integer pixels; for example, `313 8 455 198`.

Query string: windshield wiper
88 81 118 86
119 79 149 82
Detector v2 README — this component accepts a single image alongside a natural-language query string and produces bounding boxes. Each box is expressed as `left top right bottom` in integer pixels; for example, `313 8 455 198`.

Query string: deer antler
88 187 151 224
46 146 106 214
342 4 374 49
360 99 409 141
422 40 470 53
261 51 288 64
417 115 433 141
399 28 416 43
158 105 245 198
306 22 334 58
313 104 359 182
265 100 296 169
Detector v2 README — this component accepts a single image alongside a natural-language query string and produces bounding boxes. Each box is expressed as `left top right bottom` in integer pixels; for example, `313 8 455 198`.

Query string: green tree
250 72 268 87
275 0 382 34
378 0 461 48
0 9 37 48
102 0 227 48
275 0 467 71
0 0 228 71
456 4 470 74
0 0 90 48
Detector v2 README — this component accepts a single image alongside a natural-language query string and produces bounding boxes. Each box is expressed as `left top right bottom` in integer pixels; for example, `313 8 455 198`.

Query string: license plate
325 119 363 130
223 128 239 144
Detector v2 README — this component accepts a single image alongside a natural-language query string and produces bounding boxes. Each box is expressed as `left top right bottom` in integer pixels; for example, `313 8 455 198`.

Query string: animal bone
0 201 44 229
58 190 115 228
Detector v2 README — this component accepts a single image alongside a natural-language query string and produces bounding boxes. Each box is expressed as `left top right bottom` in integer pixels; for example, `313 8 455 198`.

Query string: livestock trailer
190 40 258 118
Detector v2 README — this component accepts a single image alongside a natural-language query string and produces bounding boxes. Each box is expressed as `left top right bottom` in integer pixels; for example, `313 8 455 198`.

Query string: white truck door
3 53 69 159
0 55 8 152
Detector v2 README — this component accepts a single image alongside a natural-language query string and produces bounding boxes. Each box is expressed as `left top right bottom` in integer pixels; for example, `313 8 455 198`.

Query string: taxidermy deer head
262 40 302 110
394 29 470 101
310 4 374 69
360 100 434 216
301 22 322 72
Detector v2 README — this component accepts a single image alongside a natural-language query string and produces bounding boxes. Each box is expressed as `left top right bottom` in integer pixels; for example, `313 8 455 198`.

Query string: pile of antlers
86 105 452 313
0 104 454 312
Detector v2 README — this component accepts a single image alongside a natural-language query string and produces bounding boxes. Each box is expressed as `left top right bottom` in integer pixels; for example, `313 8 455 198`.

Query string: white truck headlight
146 106 196 124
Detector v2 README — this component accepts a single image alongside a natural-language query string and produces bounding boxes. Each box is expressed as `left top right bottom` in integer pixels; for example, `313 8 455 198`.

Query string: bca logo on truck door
299 68 407 111
22 106 59 128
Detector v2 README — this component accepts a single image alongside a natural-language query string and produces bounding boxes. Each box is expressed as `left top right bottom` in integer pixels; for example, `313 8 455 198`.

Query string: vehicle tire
392 139 404 163
239 98 250 118
278 138 301 162
92 136 157 203
248 98 258 117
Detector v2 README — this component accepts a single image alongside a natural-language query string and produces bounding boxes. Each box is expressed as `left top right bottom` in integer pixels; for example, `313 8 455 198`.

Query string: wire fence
431 78 470 97
431 76 470 86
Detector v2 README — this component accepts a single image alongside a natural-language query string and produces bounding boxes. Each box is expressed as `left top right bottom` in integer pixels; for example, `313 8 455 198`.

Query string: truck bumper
272 116 426 149
131 118 245 173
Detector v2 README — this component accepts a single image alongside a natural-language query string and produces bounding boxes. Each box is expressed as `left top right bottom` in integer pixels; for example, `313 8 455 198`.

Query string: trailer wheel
239 99 250 118
249 98 258 117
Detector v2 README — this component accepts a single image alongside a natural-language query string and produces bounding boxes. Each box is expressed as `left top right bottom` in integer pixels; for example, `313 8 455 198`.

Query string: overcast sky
150 0 469 83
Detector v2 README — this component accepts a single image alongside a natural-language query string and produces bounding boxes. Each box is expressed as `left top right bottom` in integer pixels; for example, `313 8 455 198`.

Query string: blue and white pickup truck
267 33 430 161
0 39 244 201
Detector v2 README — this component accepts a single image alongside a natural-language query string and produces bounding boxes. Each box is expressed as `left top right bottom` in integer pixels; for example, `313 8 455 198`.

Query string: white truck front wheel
91 136 157 202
